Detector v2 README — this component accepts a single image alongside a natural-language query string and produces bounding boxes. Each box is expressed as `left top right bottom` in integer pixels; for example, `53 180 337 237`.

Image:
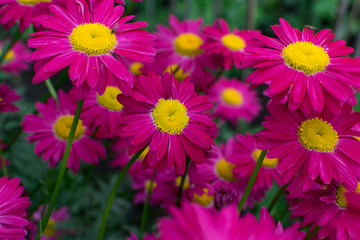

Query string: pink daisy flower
0 82 21 113
158 202 305 240
28 0 155 96
202 18 259 69
22 90 106 173
0 40 31 75
290 182 360 240
243 18 360 112
0 176 31 240
207 77 262 124
337 192 360 232
117 71 215 175
257 103 360 192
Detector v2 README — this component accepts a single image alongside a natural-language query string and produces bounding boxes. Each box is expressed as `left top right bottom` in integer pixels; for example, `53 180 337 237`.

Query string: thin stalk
237 150 267 212
140 169 157 239
44 79 58 104
267 182 290 213
305 225 321 240
176 158 190 207
34 98 84 240
0 148 7 176
97 146 147 240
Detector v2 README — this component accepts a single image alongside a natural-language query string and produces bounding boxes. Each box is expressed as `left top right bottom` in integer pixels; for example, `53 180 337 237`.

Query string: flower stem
176 158 190 207
140 169 156 239
237 150 267 212
97 146 147 240
0 148 7 176
34 98 84 240
305 225 321 240
267 182 290 213
44 79 58 104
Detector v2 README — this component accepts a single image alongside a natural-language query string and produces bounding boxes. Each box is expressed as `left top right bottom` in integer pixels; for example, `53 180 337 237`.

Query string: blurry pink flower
0 82 21 113
0 41 31 75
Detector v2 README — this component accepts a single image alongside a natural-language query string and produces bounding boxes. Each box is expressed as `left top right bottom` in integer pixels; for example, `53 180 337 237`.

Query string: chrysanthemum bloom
207 77 262 124
117 71 215 174
226 133 282 190
30 205 70 240
290 182 360 240
28 0 155 96
243 18 360 112
70 83 124 138
158 203 305 240
0 82 21 113
257 103 360 192
202 19 259 69
0 41 31 75
0 176 31 240
22 91 106 173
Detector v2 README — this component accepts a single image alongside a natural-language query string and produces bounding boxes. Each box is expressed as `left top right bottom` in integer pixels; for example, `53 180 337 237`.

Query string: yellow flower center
54 115 85 141
336 183 360 209
137 146 150 161
175 175 189 190
282 41 330 75
144 180 157 193
0 49 15 62
69 23 117 56
298 118 338 152
222 88 243 106
130 62 144 76
164 64 189 82
43 219 56 237
221 33 246 51
152 99 189 135
17 0 50 5
216 158 236 182
174 33 203 57
97 86 123 111
193 188 214 206
0 97 2 102
252 149 278 168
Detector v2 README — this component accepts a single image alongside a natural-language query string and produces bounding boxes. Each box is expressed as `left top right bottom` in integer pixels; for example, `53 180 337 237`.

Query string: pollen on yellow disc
152 99 189 135
336 183 360 209
282 41 330 75
193 188 214 207
298 117 338 152
252 149 278 168
130 62 144 76
164 64 189 82
54 115 85 141
175 175 190 190
97 86 123 111
17 0 50 5
216 159 236 182
174 33 203 57
43 219 56 237
0 49 15 62
222 88 244 106
221 33 246 51
144 180 157 193
69 23 117 56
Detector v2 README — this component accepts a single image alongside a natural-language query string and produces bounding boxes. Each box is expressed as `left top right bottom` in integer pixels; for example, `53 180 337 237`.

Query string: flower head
0 40 31 75
244 18 360 113
22 90 106 173
0 82 21 113
28 0 155 96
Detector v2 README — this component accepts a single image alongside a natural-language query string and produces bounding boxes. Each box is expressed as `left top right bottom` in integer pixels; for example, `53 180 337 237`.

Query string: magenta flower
0 176 30 240
337 192 360 232
158 203 305 240
0 82 21 113
28 0 155 96
207 77 262 124
22 90 106 173
117 71 215 174
257 103 360 192
0 41 31 75
243 18 360 112
202 19 259 69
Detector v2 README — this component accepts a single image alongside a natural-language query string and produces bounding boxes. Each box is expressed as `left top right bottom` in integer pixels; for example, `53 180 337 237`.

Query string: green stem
237 150 267 212
97 146 147 240
176 158 190 207
44 79 58 104
0 148 7 176
140 169 156 239
34 98 84 240
305 225 321 240
267 182 290 213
